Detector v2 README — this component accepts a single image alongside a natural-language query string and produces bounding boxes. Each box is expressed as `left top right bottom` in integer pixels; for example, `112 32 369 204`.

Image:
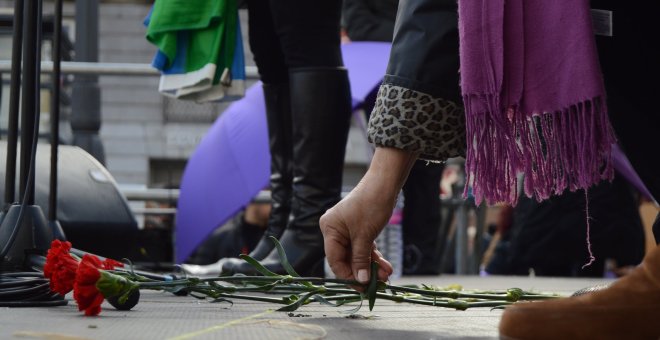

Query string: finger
324 238 366 291
371 247 394 281
323 235 353 281
372 245 394 274
351 236 375 284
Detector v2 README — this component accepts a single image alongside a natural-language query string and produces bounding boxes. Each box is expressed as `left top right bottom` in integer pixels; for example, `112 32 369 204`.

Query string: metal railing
0 60 259 78
121 188 272 216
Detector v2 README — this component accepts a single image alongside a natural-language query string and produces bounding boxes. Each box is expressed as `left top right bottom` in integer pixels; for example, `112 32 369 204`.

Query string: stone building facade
0 0 369 191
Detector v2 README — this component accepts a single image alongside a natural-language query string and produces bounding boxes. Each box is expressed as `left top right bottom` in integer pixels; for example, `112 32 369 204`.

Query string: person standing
222 0 352 276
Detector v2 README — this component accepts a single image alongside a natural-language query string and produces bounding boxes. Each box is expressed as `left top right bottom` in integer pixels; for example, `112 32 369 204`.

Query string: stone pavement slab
0 275 611 340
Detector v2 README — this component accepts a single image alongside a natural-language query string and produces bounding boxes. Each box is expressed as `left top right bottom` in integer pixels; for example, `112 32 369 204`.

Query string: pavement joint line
167 309 275 340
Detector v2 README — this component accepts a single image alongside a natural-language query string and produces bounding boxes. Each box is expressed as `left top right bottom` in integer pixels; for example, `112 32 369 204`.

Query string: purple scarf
458 0 615 205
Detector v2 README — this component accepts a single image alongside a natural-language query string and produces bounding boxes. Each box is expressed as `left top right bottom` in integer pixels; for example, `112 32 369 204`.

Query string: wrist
352 147 418 207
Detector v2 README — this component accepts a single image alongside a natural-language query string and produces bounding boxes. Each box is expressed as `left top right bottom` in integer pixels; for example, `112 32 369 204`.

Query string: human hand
321 147 418 289
320 185 396 288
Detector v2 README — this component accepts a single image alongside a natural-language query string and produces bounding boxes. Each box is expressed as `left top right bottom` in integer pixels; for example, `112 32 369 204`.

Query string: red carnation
102 258 124 270
73 254 105 316
43 240 79 295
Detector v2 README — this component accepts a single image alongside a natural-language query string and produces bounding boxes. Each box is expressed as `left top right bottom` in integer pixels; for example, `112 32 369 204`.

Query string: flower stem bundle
41 239 561 316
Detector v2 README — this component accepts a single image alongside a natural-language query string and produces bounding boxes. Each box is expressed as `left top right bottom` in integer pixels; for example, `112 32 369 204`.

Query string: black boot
223 67 352 277
222 83 293 272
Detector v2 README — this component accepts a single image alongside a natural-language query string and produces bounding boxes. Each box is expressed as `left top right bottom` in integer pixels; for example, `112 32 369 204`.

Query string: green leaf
269 236 300 277
311 295 339 307
239 254 280 277
277 289 324 312
188 292 208 300
366 262 379 311
312 294 362 310
340 297 364 315
269 236 316 288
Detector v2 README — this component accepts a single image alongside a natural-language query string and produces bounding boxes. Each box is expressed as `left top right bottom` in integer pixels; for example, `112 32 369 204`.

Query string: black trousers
401 161 444 274
487 174 645 277
246 0 344 83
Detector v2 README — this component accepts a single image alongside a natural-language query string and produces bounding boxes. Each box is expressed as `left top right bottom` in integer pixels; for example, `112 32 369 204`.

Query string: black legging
246 0 344 83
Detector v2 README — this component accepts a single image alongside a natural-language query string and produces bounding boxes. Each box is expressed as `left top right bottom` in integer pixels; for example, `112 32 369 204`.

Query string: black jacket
383 0 461 103
342 0 399 42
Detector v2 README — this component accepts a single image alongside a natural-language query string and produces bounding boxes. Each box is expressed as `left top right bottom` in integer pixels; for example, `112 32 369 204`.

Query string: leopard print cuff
367 84 466 162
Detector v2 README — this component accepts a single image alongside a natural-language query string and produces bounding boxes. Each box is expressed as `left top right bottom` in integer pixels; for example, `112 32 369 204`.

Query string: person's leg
267 0 344 70
401 161 444 275
244 0 287 84
498 174 645 278
224 0 352 276
237 0 291 260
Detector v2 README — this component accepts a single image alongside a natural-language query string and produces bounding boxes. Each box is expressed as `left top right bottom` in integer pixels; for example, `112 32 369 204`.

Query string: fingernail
357 269 368 283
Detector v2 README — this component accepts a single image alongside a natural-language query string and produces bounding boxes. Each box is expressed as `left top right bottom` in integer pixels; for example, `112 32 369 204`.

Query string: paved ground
1 275 611 340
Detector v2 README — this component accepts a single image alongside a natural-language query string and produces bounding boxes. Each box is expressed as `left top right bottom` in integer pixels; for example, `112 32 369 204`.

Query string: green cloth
146 0 237 82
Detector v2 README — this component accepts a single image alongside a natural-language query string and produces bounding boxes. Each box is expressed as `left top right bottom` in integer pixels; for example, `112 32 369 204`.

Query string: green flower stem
206 276 360 287
374 293 513 310
465 301 514 308
385 284 503 300
514 294 559 301
317 294 363 303
182 286 288 305
210 292 289 305
384 284 556 302
267 286 359 295
137 280 197 288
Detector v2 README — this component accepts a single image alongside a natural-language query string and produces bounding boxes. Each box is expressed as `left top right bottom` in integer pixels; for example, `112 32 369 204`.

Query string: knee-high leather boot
223 67 352 276
499 243 660 339
223 83 293 267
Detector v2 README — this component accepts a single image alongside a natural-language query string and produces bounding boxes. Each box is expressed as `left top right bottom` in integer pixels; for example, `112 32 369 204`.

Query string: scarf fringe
463 95 615 206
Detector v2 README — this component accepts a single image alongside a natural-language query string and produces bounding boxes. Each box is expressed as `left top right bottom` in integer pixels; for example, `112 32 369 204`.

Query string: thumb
351 237 374 284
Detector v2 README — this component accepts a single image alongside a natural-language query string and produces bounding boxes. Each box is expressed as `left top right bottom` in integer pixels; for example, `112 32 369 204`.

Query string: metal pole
19 0 39 205
71 0 104 164
4 0 25 208
0 61 260 78
49 0 63 221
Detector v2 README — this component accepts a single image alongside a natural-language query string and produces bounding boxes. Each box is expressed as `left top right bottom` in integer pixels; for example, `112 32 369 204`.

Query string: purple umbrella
342 42 391 107
175 42 391 263
175 85 269 263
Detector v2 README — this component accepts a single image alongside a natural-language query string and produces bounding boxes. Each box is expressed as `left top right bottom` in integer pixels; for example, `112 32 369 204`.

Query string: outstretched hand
320 147 419 289
320 186 395 287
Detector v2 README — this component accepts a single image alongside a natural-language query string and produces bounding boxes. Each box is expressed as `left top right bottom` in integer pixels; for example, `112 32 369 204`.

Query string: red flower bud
72 254 137 316
73 254 105 316
43 240 79 295
102 258 124 270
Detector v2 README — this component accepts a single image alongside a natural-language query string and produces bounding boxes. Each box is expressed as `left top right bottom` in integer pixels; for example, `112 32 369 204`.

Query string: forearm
354 147 419 205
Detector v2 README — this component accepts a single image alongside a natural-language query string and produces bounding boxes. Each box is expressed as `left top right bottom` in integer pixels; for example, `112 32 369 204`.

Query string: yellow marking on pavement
13 331 91 340
168 310 274 340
